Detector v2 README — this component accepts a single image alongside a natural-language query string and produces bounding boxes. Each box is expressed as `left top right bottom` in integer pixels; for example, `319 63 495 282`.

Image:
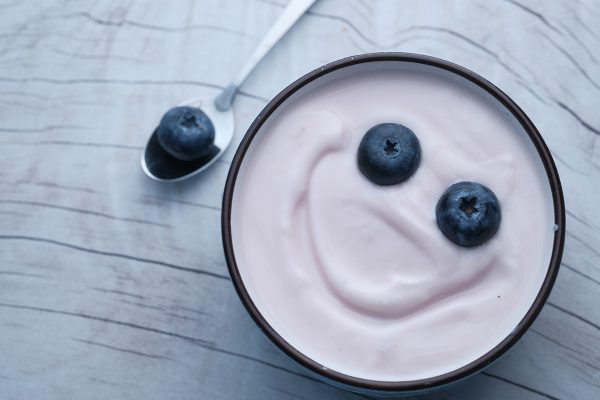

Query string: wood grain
0 0 598 399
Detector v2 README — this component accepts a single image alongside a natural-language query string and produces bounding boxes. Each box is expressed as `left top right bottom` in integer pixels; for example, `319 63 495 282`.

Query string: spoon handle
214 0 317 111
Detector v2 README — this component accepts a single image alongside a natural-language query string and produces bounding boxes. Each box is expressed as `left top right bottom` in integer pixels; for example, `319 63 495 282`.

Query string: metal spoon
142 0 317 182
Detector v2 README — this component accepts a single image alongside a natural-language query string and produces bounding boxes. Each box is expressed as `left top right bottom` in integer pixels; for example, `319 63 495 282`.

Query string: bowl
221 53 565 395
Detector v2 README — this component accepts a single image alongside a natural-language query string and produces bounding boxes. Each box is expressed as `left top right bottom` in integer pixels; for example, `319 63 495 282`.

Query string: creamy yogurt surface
230 62 555 381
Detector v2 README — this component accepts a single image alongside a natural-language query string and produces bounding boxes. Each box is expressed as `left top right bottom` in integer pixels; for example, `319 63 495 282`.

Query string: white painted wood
0 0 598 399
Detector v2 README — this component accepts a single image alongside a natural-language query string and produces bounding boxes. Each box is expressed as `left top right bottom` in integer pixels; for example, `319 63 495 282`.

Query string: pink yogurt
228 58 558 383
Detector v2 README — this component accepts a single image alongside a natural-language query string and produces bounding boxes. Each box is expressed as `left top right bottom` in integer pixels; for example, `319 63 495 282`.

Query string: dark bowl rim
221 52 565 392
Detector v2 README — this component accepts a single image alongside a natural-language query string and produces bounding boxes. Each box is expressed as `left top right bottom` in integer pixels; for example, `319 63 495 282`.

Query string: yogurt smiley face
229 60 556 383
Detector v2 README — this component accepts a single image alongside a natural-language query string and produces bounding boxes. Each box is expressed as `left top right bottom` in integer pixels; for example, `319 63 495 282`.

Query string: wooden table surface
1 0 599 399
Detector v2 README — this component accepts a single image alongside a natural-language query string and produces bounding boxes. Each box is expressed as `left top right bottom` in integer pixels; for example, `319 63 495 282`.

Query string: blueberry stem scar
459 197 478 217
384 139 398 155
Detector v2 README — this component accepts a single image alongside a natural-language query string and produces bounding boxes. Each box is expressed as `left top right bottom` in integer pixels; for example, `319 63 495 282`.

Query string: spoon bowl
141 96 234 182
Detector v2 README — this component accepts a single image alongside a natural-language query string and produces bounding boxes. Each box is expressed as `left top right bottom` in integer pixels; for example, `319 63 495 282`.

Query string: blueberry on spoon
436 181 501 247
157 106 215 161
357 123 421 185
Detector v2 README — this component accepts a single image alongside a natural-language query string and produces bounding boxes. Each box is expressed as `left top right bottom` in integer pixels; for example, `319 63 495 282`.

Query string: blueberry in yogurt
357 123 421 185
157 106 215 161
436 181 501 247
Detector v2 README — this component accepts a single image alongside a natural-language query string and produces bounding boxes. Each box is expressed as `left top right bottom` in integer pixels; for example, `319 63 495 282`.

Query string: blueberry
157 106 215 161
357 123 421 185
436 182 501 247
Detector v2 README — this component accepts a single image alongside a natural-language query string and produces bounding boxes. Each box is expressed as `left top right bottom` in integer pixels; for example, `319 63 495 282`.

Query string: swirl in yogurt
231 64 554 381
